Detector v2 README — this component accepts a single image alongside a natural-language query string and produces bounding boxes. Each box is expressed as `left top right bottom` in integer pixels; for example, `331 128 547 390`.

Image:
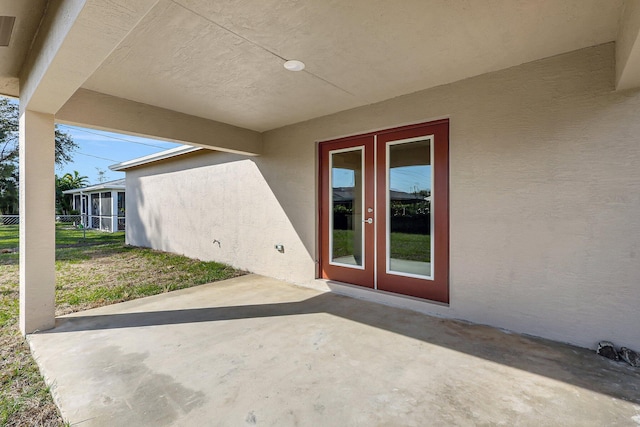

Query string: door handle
363 218 373 224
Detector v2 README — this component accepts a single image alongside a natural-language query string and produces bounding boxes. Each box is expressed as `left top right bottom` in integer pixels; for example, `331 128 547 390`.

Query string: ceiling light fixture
284 60 305 72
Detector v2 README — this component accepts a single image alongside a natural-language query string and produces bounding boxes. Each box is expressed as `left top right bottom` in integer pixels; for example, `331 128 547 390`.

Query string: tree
0 162 17 214
62 170 89 189
0 96 78 214
0 99 19 215
55 171 88 215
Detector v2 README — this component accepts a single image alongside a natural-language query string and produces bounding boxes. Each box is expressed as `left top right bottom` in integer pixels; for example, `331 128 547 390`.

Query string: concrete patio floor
28 275 640 426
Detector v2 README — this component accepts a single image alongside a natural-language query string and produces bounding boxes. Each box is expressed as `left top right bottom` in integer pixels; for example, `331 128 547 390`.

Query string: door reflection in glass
388 139 432 277
330 149 363 267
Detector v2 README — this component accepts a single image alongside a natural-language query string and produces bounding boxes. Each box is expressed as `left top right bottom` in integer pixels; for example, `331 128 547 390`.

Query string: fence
0 214 125 232
1 215 18 225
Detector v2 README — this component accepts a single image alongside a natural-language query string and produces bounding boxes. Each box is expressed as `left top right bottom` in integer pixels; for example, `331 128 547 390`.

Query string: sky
5 96 430 190
57 123 431 191
333 165 432 194
56 125 181 185
3 96 181 185
64 127 431 190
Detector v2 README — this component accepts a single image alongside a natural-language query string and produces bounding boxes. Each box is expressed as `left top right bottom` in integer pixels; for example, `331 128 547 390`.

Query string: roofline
62 179 126 194
63 186 125 195
109 145 203 171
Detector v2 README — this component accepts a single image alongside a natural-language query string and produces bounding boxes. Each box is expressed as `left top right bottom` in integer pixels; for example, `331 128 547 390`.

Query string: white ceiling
0 0 627 131
0 0 47 97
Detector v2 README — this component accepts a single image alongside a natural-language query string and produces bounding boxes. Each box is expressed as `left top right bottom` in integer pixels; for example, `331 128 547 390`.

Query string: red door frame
319 135 375 288
318 120 449 303
375 121 449 303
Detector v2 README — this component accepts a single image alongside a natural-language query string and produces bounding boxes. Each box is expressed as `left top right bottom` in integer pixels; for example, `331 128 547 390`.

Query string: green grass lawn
0 224 125 251
332 229 430 262
389 232 430 262
0 224 244 426
332 229 356 259
0 224 19 251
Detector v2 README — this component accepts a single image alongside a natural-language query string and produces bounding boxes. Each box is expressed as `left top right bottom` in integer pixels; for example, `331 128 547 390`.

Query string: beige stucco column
19 110 56 335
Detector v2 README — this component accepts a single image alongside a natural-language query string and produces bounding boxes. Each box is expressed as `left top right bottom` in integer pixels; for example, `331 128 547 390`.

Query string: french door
319 120 449 303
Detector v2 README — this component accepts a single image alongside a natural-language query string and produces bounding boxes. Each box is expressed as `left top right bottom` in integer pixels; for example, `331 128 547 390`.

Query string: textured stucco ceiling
0 0 47 97
82 0 624 131
1 0 626 130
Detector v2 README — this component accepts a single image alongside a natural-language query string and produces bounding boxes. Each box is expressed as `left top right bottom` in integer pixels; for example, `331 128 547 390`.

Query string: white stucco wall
126 152 316 283
126 43 640 350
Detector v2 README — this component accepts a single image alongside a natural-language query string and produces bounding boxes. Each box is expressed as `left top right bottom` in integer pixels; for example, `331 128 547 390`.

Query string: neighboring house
3 1 639 351
63 179 126 233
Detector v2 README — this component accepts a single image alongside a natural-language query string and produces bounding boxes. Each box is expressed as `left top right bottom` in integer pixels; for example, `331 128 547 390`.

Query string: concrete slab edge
25 335 73 425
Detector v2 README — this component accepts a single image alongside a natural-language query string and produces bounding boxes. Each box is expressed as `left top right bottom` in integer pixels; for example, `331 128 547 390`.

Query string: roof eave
109 145 203 171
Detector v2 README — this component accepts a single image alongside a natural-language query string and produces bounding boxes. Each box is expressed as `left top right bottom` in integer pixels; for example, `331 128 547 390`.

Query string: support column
19 110 56 335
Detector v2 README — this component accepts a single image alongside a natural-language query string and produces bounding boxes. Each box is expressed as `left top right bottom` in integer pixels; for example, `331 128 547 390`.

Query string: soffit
0 0 47 97
82 0 624 132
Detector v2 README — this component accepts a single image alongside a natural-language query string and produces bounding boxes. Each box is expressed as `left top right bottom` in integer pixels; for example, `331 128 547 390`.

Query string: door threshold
301 278 451 318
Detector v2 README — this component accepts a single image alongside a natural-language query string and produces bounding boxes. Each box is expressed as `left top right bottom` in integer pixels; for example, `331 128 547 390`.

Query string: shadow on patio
29 275 640 426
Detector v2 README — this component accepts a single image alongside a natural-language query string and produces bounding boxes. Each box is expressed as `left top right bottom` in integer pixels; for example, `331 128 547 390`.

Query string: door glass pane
388 139 432 277
100 192 112 231
91 194 99 229
117 192 126 231
331 149 363 267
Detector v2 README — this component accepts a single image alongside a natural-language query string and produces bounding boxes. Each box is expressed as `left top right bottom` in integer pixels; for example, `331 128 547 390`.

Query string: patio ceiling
81 0 626 131
1 0 638 134
0 0 47 97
